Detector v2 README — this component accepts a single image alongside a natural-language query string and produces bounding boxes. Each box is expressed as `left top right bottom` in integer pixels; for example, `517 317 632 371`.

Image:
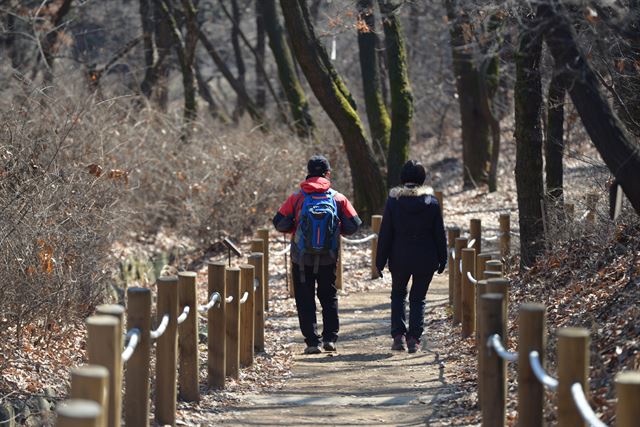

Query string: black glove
376 266 384 279
437 263 446 274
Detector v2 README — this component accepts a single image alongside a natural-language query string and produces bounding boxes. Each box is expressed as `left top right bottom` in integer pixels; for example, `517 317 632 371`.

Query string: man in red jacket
273 155 362 354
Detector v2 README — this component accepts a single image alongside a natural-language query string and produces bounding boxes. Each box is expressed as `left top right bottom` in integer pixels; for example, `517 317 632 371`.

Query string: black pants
292 263 339 346
390 270 434 340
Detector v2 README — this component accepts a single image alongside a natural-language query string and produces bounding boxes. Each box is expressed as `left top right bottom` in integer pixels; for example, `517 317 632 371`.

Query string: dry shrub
0 95 121 345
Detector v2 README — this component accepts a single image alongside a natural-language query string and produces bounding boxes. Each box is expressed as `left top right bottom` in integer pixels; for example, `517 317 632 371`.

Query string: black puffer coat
375 185 447 276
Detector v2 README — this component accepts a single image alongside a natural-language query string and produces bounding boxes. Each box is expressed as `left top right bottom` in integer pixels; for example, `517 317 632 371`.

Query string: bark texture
263 0 315 137
379 0 414 188
514 13 545 268
541 1 640 214
280 0 386 218
545 73 565 203
357 0 391 163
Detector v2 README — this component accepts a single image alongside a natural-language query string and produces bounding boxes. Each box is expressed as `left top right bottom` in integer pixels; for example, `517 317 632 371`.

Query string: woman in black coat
375 160 447 353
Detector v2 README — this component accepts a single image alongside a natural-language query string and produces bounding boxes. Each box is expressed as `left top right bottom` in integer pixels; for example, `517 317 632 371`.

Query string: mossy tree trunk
378 0 414 188
263 0 315 138
541 1 640 215
280 0 386 218
514 13 545 268
545 73 565 203
445 0 491 189
357 0 391 164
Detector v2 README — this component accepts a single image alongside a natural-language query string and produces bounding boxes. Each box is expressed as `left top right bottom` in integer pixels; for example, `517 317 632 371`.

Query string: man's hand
376 266 384 279
437 263 446 274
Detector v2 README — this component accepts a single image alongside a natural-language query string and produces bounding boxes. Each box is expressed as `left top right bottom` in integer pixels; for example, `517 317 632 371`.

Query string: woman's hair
399 160 426 185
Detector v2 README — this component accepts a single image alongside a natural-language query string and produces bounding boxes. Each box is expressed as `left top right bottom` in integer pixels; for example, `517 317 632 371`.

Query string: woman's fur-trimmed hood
389 185 434 199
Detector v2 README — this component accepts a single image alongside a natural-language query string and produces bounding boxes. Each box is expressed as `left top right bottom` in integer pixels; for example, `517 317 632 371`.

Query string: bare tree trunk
444 0 491 189
228 0 247 119
40 0 73 84
357 0 390 163
540 0 640 214
514 12 545 268
255 1 267 110
263 0 314 137
153 0 172 110
545 73 565 203
195 59 228 122
280 0 386 218
378 0 414 188
309 0 322 23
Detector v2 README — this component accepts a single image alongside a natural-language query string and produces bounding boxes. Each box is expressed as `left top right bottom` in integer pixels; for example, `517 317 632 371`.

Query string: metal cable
571 383 607 427
451 250 456 261
176 306 190 325
341 233 377 244
239 291 249 304
529 351 559 390
150 314 169 339
488 334 519 362
459 260 463 274
272 247 289 256
225 296 234 303
467 271 478 285
122 328 140 362
198 292 221 313
467 239 476 248
253 278 260 291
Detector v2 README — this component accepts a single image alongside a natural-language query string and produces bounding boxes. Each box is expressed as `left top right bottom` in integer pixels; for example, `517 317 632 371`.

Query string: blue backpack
294 190 340 274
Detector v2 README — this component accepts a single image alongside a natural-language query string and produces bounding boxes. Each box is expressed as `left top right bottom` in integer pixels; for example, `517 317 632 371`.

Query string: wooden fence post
93 305 123 427
336 236 343 290
240 264 255 367
249 253 265 353
371 215 383 279
447 227 461 306
486 260 503 275
226 267 241 379
477 253 493 282
251 238 270 307
178 271 199 402
208 261 226 389
480 293 506 427
56 399 102 427
499 214 510 258
557 327 590 427
124 287 151 426
461 248 476 338
453 237 468 324
435 190 444 216
475 279 488 407
517 303 546 427
484 271 502 280
616 371 640 427
85 315 119 427
485 278 510 346
470 218 482 254
155 276 179 426
256 228 270 310
70 365 109 427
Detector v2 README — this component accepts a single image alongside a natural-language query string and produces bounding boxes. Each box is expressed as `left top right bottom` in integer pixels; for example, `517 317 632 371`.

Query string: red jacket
272 177 361 265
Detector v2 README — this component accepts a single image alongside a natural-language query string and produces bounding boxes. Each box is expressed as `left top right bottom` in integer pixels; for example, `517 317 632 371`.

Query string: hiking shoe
323 341 337 352
407 337 420 354
304 345 322 355
391 335 407 351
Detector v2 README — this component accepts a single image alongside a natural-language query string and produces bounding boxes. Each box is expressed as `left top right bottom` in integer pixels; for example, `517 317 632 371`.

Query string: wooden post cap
206 260 227 267
95 304 125 316
70 365 109 379
86 315 119 328
557 327 589 339
616 371 640 384
157 275 178 285
178 271 197 278
520 302 545 313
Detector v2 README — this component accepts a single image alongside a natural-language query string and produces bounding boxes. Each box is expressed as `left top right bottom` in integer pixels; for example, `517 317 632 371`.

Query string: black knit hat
307 155 331 177
400 160 426 185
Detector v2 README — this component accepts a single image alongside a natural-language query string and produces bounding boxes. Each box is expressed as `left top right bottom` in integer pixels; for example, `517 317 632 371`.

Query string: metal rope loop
467 271 478 285
272 247 289 256
341 233 377 244
176 306 190 325
198 292 221 313
150 314 169 339
529 351 559 390
467 239 476 248
239 291 249 304
225 296 234 303
122 328 141 362
488 334 519 362
253 278 260 291
571 383 607 427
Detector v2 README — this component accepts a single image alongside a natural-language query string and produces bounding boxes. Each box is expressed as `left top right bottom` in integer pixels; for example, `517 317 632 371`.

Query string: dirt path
218 273 454 426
